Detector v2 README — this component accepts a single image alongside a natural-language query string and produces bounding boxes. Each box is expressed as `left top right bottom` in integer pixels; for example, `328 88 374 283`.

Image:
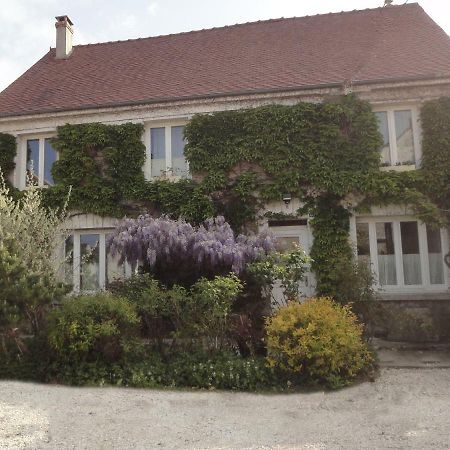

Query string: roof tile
1 3 450 118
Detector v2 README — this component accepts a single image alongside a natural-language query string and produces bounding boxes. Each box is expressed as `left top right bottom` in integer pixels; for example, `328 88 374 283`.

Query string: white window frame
352 215 449 294
373 105 421 169
143 120 189 180
18 134 57 188
67 229 131 293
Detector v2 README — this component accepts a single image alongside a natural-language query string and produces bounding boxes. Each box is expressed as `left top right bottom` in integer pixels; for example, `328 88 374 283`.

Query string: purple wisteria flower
107 215 277 284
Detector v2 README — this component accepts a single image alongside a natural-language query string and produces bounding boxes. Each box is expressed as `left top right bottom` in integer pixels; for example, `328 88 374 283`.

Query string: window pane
150 128 166 177
106 233 126 287
395 110 415 164
376 222 397 285
171 126 188 177
375 112 391 165
427 227 444 284
80 234 100 291
356 223 370 265
400 221 422 285
26 139 40 184
44 139 57 186
65 235 74 286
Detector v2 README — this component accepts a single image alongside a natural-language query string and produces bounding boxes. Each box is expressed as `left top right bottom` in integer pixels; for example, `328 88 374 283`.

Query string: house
0 4 449 337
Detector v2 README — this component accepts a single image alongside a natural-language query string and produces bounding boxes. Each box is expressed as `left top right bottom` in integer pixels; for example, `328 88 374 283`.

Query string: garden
0 181 374 391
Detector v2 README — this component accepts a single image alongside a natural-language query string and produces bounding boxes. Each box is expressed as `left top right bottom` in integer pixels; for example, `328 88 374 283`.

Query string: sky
0 0 449 92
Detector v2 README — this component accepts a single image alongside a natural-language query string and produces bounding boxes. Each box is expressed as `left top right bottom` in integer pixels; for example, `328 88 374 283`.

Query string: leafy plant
0 174 70 353
0 133 16 178
47 293 139 364
109 273 243 351
265 297 373 387
185 274 243 349
248 245 310 305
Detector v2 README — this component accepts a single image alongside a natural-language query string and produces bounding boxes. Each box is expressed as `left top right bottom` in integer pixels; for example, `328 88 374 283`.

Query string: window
374 108 418 167
26 137 57 186
356 218 447 290
149 125 188 178
65 230 128 292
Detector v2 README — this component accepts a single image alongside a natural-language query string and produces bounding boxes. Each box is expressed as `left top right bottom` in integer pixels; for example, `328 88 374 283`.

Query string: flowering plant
108 215 277 286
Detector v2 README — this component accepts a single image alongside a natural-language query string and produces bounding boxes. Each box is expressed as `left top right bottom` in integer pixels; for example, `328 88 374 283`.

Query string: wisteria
107 215 277 285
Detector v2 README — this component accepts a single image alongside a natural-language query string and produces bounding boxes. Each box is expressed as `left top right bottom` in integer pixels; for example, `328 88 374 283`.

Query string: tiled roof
1 3 450 118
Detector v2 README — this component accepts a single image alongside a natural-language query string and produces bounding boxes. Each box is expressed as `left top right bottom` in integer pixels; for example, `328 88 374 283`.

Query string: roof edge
53 3 422 50
2 71 450 121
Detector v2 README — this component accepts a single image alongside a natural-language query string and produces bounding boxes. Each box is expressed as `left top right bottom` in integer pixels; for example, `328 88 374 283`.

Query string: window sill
149 174 190 182
378 290 450 301
380 164 416 172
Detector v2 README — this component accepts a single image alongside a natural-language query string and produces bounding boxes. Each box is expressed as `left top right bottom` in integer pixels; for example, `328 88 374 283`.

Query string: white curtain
429 253 444 285
378 255 397 285
402 254 422 285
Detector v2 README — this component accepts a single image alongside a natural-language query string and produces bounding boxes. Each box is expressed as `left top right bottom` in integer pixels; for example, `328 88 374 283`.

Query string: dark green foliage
0 133 16 177
421 98 450 224
45 351 283 391
47 293 140 364
43 122 215 221
0 243 69 353
47 123 146 216
185 95 382 228
108 273 244 352
310 196 354 298
184 95 387 294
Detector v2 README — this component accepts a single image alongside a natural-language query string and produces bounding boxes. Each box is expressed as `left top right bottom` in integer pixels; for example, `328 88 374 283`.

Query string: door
269 224 315 304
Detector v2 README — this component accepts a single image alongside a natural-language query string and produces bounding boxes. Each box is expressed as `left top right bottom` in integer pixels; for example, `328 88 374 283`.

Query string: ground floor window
356 217 447 290
65 230 128 292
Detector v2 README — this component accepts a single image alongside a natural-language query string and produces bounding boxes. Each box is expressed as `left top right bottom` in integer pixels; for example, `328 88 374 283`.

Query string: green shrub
46 351 282 391
108 274 185 340
109 273 243 351
0 243 69 358
186 274 243 348
47 293 139 364
265 297 373 387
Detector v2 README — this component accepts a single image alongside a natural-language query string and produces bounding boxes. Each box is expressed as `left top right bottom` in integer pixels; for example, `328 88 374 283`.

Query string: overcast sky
0 0 449 92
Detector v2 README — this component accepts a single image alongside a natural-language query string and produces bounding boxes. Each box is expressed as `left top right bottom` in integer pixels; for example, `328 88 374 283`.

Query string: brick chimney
55 15 74 59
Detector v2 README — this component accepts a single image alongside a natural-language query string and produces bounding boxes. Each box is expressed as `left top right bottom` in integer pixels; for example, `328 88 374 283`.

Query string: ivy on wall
41 123 215 223
0 132 17 179
420 98 450 223
1 94 449 296
184 94 447 295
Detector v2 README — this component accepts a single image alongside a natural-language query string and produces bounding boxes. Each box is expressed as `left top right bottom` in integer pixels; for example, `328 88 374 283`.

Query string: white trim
373 104 420 168
356 215 449 295
20 133 57 188
67 228 129 293
144 120 189 179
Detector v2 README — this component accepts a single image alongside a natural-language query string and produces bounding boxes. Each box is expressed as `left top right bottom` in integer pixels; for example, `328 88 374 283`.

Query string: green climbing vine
0 132 16 179
0 94 448 296
184 94 447 295
41 123 214 223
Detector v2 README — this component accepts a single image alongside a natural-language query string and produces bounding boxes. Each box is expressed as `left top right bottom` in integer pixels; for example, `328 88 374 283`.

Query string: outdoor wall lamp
282 193 292 206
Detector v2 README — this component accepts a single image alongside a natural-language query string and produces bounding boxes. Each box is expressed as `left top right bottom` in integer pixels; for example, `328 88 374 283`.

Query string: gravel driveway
1 368 449 450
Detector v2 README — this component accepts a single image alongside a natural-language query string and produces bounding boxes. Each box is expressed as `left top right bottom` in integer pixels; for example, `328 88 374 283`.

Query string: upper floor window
26 137 57 186
149 125 188 178
356 218 447 290
374 108 419 168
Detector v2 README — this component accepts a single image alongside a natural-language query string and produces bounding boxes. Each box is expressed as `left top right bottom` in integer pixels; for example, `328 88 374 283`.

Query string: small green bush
265 297 373 387
47 293 139 364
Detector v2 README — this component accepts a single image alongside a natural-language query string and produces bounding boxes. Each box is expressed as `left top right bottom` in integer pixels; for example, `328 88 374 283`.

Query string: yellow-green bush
265 297 373 387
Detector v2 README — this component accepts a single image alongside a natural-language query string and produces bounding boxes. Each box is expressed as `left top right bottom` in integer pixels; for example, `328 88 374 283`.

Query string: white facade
1 79 449 298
